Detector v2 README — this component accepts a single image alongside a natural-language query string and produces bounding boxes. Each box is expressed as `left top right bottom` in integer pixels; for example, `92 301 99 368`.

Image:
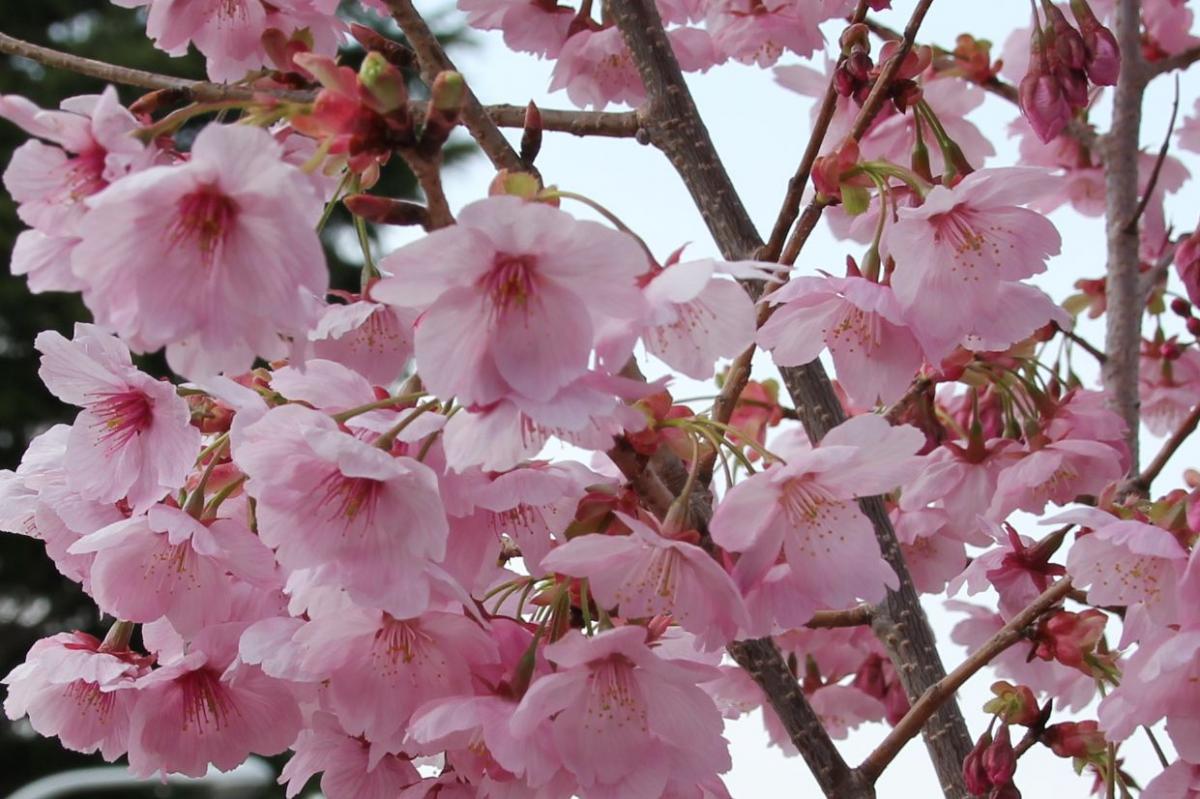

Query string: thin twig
762 0 872 262
1130 401 1200 493
1145 44 1200 78
807 605 875 629
1056 322 1108 364
857 578 1073 783
1124 75 1180 235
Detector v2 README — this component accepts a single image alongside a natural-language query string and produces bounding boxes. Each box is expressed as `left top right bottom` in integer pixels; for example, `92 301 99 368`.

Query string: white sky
401 1 1200 795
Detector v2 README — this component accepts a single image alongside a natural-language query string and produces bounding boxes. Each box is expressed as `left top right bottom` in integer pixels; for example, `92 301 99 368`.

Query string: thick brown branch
1146 44 1200 77
609 0 975 795
383 0 524 173
1102 0 1150 472
486 103 642 138
858 578 1073 783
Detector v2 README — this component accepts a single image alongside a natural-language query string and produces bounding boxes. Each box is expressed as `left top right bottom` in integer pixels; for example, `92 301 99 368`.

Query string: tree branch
858 578 1073 783
1129 401 1200 493
1102 0 1150 472
0 29 642 139
608 1 975 796
1146 44 1200 78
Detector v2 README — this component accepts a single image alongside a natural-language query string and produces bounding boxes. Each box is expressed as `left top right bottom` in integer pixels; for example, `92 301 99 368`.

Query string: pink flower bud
983 724 1017 788
1043 1 1088 71
1019 37 1073 142
983 681 1040 726
1071 0 1121 84
1044 721 1108 760
963 732 994 794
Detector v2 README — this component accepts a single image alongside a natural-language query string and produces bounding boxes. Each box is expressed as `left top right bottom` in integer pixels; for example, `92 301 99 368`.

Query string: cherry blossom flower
72 123 329 377
3 631 151 761
309 297 416 387
542 512 750 649
758 274 924 407
126 647 303 778
510 626 729 799
36 324 200 513
706 0 826 66
1140 344 1200 437
69 504 279 635
457 0 573 58
234 404 448 616
372 196 649 406
1054 507 1189 625
112 0 345 82
1098 626 1200 752
900 437 1021 544
710 414 917 625
1143 761 1200 799
886 167 1066 359
987 438 1124 520
280 711 422 799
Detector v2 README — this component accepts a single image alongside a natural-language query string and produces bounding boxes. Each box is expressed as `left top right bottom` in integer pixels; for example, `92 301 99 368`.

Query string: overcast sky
396 1 1200 794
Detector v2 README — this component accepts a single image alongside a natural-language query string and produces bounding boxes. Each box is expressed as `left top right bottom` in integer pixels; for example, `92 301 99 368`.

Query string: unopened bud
983 724 1017 787
963 732 993 795
1070 0 1121 85
359 51 409 114
488 170 542 200
1044 720 1107 760
1042 1 1087 70
984 681 1040 726
1019 36 1073 143
349 23 417 69
840 22 871 54
1172 297 1193 317
520 101 543 166
1188 317 1200 337
419 71 466 156
129 87 192 118
344 194 432 229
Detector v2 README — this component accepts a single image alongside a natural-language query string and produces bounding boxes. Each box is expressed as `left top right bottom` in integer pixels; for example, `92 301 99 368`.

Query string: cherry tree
1 0 1200 797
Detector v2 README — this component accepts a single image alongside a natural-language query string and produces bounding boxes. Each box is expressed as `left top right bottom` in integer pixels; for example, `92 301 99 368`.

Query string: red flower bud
983 724 1017 788
963 732 993 795
1044 721 1108 760
1171 297 1193 317
983 681 1040 726
1019 36 1073 142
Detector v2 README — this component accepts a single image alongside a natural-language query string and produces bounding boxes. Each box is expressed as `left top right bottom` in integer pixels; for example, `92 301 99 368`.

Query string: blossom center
482 253 539 314
372 617 435 671
316 472 383 531
89 389 153 452
585 657 647 733
173 186 238 266
179 668 238 734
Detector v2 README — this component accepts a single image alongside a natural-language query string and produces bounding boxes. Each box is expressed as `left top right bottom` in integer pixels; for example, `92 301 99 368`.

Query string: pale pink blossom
1098 626 1200 748
706 0 825 65
988 438 1124 520
1144 762 1200 799
68 504 278 634
126 648 303 778
373 196 648 405
900 438 1021 544
112 0 345 82
441 370 651 472
886 168 1066 359
72 124 328 377
758 274 924 407
950 522 1066 621
542 512 750 649
1144 0 1200 58
3 631 151 761
252 605 498 755
711 414 916 625
807 684 886 739
1141 346 1200 437
890 507 969 594
510 626 729 799
457 0 573 58
1180 97 1200 154
280 711 422 799
1054 507 1189 625
309 298 416 387
36 324 200 513
234 404 448 616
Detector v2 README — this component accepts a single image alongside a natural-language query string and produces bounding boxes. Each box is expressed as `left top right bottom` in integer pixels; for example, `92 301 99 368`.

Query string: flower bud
1070 0 1121 85
983 681 1040 726
1034 609 1108 675
418 71 466 156
349 22 417 69
520 101 543 166
1019 34 1073 142
343 194 432 228
1044 720 1108 760
963 732 993 795
488 170 543 200
1188 317 1200 337
840 22 872 54
1172 297 1193 317
1161 340 1183 361
1043 1 1088 71
358 51 408 114
983 724 1017 788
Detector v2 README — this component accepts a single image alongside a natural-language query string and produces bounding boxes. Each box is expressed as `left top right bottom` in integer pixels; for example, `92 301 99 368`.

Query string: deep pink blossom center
316 472 383 531
179 668 239 734
482 253 539 315
89 389 154 452
173 186 238 266
585 657 646 731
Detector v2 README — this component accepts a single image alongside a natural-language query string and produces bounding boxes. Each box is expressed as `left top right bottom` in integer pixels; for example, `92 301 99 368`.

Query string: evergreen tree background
0 4 470 794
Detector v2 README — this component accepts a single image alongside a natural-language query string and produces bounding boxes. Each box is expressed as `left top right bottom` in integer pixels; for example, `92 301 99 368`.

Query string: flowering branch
857 578 1074 784
1102 0 1150 471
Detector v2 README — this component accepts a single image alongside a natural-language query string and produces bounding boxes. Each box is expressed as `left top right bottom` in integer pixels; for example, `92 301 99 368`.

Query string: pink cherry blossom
886 168 1066 359
126 648 303 778
542 512 750 649
309 297 416 387
988 438 1124 520
72 123 328 377
441 369 652 472
710 414 917 625
69 504 278 634
1054 507 1189 624
1143 761 1200 799
457 0 573 58
1179 97 1200 154
112 0 345 82
373 196 649 405
510 626 729 799
1098 626 1200 748
253 604 498 755
233 404 448 616
950 522 1067 621
1140 345 1200 437
706 0 825 66
890 507 969 594
280 711 422 799
36 324 200 513
3 631 151 761
900 437 1021 544
758 274 925 407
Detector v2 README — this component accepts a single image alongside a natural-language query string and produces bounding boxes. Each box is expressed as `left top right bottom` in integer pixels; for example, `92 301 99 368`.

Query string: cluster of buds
963 725 1020 798
1019 0 1119 142
1170 296 1200 338
834 23 930 112
1032 608 1118 680
1043 720 1108 762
